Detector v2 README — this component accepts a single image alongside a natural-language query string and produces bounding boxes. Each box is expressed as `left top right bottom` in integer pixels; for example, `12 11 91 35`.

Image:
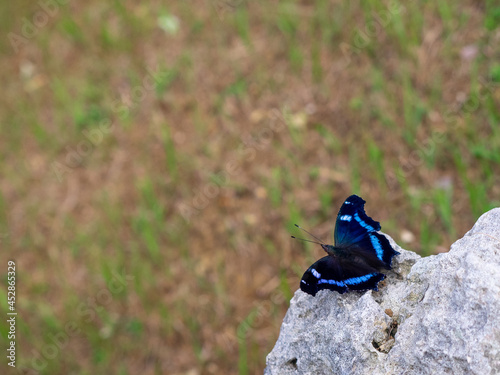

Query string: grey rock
265 208 500 375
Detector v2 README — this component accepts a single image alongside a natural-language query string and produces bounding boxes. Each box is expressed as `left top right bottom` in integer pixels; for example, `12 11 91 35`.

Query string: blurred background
0 0 499 374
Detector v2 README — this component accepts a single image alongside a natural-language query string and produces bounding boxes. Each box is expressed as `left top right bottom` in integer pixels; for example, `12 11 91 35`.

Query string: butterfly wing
334 195 381 245
300 255 386 296
334 195 398 269
351 231 399 269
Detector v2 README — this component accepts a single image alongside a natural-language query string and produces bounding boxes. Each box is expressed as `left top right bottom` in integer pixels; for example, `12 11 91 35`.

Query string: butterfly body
321 244 388 270
299 195 399 296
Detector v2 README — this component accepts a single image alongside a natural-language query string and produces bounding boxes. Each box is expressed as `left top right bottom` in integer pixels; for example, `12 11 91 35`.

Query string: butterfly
296 195 399 296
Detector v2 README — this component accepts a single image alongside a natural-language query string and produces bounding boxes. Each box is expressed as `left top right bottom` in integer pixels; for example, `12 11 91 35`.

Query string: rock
265 208 500 375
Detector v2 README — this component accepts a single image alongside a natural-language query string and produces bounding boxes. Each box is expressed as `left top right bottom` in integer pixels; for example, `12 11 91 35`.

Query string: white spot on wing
311 269 321 279
339 215 352 222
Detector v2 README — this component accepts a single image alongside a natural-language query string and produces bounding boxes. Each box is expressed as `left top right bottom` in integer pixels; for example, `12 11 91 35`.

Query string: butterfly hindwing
353 231 399 269
301 256 347 296
300 255 386 296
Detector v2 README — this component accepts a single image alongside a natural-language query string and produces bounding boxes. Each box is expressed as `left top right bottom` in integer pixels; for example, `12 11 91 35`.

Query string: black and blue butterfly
295 195 399 296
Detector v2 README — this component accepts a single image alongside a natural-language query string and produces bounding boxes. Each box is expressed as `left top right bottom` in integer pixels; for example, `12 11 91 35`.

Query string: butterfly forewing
334 195 381 246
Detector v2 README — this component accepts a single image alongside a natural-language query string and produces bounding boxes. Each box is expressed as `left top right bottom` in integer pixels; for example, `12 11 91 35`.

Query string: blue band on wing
316 272 378 287
343 272 378 286
369 234 384 262
318 279 346 287
353 212 375 231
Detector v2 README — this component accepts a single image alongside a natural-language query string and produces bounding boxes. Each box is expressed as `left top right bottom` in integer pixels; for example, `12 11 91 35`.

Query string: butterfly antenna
291 236 323 245
294 224 326 244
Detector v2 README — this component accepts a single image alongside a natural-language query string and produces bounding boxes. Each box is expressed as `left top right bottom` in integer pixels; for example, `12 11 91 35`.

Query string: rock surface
265 208 500 375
